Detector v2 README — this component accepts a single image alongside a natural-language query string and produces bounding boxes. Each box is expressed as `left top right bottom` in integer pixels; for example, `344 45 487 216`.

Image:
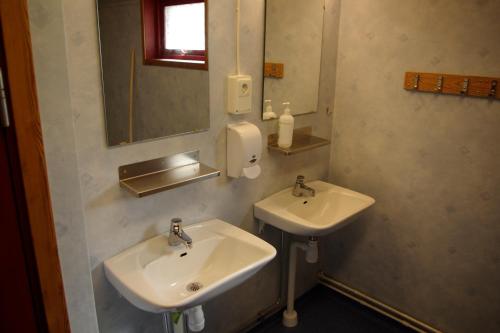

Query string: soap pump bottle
263 100 277 120
278 102 294 148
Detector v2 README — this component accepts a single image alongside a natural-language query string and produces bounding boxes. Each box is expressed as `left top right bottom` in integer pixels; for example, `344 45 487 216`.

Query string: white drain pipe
283 237 318 327
185 305 205 332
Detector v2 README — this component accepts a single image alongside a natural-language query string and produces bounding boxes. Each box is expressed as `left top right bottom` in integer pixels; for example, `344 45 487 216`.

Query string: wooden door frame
0 1 70 332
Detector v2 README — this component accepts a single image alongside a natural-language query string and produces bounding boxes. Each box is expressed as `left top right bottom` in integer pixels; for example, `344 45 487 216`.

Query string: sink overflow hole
180 252 187 257
303 201 308 204
186 282 203 292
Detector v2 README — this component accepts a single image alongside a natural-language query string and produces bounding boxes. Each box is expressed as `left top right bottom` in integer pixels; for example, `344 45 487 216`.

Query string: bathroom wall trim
318 272 442 333
0 1 70 332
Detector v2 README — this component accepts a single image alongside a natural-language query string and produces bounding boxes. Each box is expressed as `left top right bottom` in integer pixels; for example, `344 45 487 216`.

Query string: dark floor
248 285 416 333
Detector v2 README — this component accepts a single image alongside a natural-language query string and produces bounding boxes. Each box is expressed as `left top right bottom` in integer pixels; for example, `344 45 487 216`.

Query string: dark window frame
141 0 208 70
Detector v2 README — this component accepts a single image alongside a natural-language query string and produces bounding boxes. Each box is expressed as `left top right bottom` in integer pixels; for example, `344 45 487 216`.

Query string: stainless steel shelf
118 151 220 198
268 127 330 156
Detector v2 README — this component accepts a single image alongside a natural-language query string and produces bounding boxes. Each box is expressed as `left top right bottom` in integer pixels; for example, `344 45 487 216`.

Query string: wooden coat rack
404 72 499 100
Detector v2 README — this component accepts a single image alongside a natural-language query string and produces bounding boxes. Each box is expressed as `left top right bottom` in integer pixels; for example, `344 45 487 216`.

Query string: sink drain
186 282 203 292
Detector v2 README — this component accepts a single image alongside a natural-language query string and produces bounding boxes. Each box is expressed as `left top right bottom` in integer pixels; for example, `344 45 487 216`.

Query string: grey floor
248 285 416 333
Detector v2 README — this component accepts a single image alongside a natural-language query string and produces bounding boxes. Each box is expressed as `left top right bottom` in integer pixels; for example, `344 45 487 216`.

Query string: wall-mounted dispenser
227 122 262 179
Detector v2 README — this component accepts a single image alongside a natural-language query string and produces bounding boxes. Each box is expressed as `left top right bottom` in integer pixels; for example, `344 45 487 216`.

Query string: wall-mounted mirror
262 0 325 119
97 0 209 146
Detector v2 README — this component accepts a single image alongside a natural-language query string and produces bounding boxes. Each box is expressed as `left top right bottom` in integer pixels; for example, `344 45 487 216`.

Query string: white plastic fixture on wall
226 0 253 114
227 122 262 179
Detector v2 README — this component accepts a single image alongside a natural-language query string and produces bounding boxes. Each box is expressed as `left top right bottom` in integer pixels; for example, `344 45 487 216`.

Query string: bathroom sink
254 181 375 236
104 219 276 313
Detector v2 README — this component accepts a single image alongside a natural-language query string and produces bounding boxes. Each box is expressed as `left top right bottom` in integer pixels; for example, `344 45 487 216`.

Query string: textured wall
263 0 324 116
29 0 340 332
325 1 500 332
28 1 99 332
98 0 209 146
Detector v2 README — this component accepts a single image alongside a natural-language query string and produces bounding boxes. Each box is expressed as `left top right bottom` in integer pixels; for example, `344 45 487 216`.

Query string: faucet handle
296 175 305 183
170 218 182 233
171 217 182 224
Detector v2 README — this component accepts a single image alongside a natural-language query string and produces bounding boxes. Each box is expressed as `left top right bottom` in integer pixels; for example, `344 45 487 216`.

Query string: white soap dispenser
263 100 277 120
278 102 294 148
227 122 262 179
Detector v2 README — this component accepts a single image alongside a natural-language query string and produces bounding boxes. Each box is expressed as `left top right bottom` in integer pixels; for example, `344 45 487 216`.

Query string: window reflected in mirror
142 0 208 69
97 0 210 146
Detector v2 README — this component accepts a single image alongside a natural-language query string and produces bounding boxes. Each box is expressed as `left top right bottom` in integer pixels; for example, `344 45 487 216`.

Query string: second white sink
254 180 375 236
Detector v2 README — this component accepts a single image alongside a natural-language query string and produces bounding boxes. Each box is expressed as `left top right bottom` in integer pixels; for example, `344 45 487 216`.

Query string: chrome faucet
168 218 193 248
292 175 315 197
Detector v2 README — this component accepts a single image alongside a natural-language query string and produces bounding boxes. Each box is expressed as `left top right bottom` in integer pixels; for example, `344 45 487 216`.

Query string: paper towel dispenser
227 122 262 179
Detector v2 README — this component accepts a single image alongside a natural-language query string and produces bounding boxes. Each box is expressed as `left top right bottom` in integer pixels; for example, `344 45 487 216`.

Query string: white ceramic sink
104 219 276 313
254 180 375 236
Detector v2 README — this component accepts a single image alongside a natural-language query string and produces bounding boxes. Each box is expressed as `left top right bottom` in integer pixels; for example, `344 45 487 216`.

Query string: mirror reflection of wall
97 0 210 147
263 0 325 118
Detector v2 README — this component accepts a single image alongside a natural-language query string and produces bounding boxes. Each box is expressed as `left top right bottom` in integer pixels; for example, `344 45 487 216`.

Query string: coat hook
435 76 443 92
489 80 497 97
413 74 420 90
461 78 469 95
